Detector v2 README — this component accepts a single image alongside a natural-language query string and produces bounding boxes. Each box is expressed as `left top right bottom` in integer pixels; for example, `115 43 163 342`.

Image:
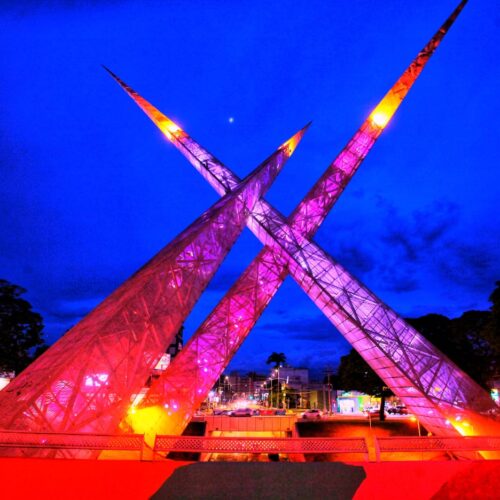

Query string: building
274 367 309 391
307 383 336 412
227 371 267 400
0 372 15 391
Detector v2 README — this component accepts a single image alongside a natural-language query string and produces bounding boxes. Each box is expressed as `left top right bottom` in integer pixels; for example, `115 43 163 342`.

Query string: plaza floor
1 457 499 499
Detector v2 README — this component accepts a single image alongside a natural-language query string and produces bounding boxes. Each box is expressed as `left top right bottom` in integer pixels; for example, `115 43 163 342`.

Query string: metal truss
0 125 307 438
111 0 498 440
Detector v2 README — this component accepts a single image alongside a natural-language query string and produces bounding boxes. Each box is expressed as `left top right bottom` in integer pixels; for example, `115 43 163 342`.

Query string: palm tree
266 352 286 368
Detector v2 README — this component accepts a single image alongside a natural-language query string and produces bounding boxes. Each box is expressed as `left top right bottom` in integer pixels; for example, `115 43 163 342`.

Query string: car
274 409 286 416
387 406 408 415
364 407 388 419
364 407 382 415
258 409 275 416
230 407 253 417
301 409 323 420
213 408 231 416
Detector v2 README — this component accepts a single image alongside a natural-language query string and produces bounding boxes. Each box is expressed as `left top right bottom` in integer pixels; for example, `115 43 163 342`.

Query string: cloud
335 242 375 274
436 240 499 292
376 266 419 293
261 312 344 344
315 194 499 313
379 198 460 262
52 275 118 302
206 269 246 293
48 296 103 321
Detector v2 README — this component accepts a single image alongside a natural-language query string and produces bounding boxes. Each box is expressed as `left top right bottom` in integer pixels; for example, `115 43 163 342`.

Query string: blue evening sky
1 0 498 377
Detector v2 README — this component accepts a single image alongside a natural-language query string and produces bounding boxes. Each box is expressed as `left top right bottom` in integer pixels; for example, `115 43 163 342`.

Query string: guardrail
0 431 145 460
374 436 500 461
1 432 499 462
153 435 369 460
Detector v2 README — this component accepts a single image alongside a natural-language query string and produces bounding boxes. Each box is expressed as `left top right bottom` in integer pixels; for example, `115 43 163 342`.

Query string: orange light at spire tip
282 135 299 156
370 111 391 128
159 120 182 140
281 122 312 155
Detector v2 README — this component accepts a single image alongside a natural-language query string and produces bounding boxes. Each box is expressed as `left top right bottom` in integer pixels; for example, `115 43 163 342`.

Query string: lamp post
268 377 273 408
325 367 333 415
224 375 229 404
411 416 422 437
276 368 280 408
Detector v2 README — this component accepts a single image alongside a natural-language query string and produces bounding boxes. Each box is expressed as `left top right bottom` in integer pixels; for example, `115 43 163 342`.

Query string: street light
410 416 421 437
223 376 230 404
268 365 285 409
325 368 333 415
276 368 280 408
268 377 273 408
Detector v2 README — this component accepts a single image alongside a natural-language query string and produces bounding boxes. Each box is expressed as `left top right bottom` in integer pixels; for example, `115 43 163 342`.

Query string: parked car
387 406 408 415
364 407 383 416
301 409 323 420
213 408 231 416
274 409 286 416
230 407 253 417
259 409 275 416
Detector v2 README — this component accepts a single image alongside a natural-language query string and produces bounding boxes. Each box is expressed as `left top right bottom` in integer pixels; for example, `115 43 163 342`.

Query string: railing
1 432 499 462
153 435 369 460
374 436 500 461
0 431 145 460
203 415 296 433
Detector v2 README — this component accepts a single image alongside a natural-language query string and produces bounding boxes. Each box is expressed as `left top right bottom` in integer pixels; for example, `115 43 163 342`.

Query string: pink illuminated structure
2 0 497 454
110 0 498 440
0 123 308 440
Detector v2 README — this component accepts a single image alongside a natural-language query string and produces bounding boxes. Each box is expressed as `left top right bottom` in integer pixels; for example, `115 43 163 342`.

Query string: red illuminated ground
1 458 499 499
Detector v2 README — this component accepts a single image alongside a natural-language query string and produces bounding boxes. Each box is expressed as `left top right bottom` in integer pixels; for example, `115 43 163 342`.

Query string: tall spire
124 1 475 439
103 65 240 196
367 0 468 130
105 1 468 236
0 122 308 449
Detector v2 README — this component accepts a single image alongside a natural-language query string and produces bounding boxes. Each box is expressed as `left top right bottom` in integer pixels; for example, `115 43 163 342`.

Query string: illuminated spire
0 122 307 447
125 1 497 440
368 0 468 130
103 65 239 196
105 1 469 239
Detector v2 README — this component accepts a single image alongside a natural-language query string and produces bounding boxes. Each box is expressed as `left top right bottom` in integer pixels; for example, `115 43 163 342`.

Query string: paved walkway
1 458 499 499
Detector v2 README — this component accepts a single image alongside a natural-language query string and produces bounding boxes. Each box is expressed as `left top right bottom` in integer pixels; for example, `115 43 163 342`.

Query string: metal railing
0 430 145 460
374 436 500 461
1 431 499 462
153 435 369 460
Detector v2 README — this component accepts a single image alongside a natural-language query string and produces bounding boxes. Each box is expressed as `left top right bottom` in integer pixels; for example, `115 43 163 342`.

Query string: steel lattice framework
109 0 498 440
0 125 307 436
1 0 497 449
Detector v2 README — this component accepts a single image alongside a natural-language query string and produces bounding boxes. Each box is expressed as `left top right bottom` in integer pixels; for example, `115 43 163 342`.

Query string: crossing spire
119 1 497 440
0 122 308 446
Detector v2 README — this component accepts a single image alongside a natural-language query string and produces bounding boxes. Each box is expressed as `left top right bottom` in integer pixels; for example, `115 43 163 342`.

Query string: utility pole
325 366 333 415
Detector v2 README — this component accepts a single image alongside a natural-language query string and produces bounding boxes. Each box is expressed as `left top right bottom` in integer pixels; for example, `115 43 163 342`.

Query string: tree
407 310 493 388
337 349 391 420
266 352 286 368
481 281 500 374
0 279 46 374
336 282 500 416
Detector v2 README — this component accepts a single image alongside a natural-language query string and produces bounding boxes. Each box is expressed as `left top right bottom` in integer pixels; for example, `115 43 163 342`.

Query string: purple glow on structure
0 126 307 445
123 1 497 439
